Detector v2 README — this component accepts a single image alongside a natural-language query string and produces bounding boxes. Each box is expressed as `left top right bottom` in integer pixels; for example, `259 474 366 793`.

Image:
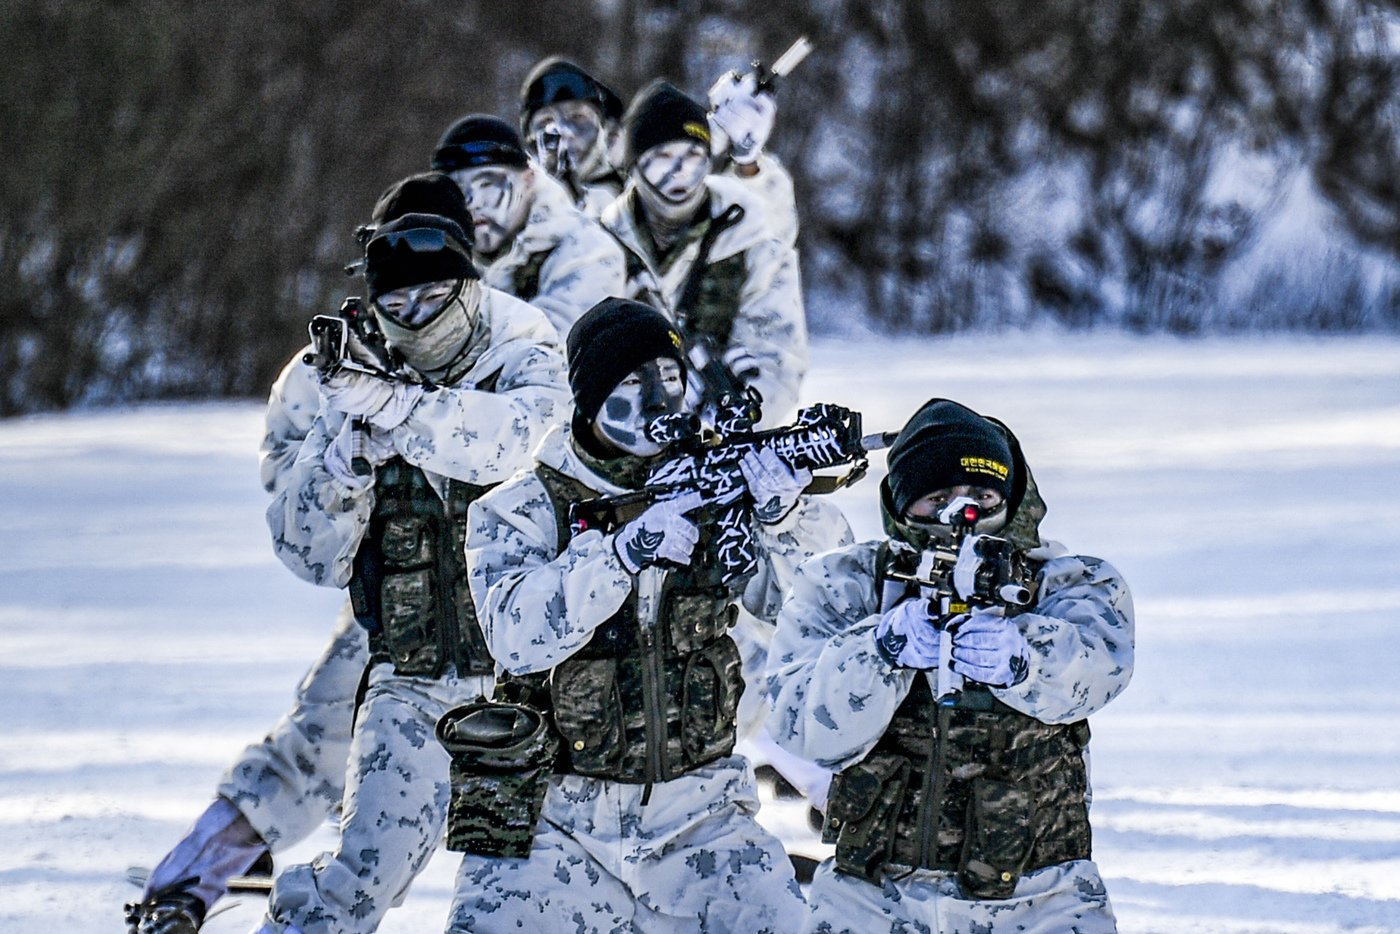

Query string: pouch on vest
665 591 736 655
550 656 625 775
825 752 911 883
437 699 559 859
957 777 1036 899
680 635 742 765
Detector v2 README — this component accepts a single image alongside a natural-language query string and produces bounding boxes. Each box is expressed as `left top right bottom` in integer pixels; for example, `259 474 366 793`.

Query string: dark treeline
3 0 1398 415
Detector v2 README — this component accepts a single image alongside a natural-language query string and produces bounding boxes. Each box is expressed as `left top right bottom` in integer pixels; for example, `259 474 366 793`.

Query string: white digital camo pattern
600 175 808 428
764 540 1134 933
217 600 367 850
262 665 492 934
260 352 323 494
721 152 799 250
448 759 801 934
575 173 624 220
449 423 850 931
477 172 626 336
267 289 569 588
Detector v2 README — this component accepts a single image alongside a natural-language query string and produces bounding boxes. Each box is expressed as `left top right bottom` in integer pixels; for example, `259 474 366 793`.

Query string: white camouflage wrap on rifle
445 423 849 931
477 172 626 336
764 539 1134 933
601 174 808 428
467 423 849 675
267 289 569 588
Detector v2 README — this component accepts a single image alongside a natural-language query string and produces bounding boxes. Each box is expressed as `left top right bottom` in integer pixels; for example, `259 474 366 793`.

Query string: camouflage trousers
263 663 490 934
447 757 807 933
801 857 1117 934
218 600 366 849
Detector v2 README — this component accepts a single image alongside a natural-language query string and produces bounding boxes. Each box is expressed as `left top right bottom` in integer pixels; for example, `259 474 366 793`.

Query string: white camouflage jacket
465 423 851 676
599 175 808 428
720 153 799 250
259 353 323 495
765 539 1135 771
268 289 569 588
478 172 626 338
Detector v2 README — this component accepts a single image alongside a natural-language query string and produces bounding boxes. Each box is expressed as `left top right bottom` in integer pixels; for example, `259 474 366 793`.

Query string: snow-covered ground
3 333 1399 933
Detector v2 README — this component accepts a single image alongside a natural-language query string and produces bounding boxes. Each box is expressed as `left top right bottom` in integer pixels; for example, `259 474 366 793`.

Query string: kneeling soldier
446 298 851 933
765 399 1134 933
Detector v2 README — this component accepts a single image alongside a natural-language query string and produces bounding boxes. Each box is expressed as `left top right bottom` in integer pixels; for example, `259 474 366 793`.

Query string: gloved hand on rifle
948 606 1031 687
708 73 776 166
613 491 706 574
323 416 396 490
739 447 810 524
874 597 942 670
320 369 424 431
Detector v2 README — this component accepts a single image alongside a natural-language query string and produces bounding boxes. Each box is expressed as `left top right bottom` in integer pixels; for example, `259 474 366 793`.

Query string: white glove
709 88 776 165
721 346 763 386
613 490 705 574
323 417 395 490
874 598 941 669
320 370 423 430
739 447 810 525
949 607 1031 687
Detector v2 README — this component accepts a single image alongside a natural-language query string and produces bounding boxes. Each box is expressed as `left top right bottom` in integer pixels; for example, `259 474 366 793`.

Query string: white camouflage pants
218 601 366 849
447 757 807 933
264 663 489 934
802 857 1117 934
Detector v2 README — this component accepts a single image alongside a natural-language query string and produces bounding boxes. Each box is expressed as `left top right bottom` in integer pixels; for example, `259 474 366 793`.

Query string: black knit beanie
363 214 477 301
431 114 529 173
566 298 687 423
885 399 1015 518
623 80 711 165
371 172 472 231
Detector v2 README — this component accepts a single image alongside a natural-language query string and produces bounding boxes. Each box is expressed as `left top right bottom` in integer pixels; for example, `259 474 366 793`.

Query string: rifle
882 498 1039 696
302 296 405 476
569 400 891 582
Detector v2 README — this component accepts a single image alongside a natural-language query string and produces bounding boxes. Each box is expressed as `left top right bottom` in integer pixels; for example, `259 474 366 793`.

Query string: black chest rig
823 545 1092 898
621 203 748 354
349 458 493 678
534 463 749 784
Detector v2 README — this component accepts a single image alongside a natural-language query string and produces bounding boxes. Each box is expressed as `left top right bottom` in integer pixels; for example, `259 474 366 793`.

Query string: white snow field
2 332 1398 933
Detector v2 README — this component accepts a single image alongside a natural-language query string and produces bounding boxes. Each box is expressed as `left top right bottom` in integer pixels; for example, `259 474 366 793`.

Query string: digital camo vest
349 457 494 679
823 553 1092 899
535 463 748 784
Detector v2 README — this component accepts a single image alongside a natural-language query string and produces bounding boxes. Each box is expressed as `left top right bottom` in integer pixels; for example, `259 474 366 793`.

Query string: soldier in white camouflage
765 399 1135 934
444 298 851 933
431 114 625 338
518 57 628 220
601 81 808 430
251 213 569 934
125 175 486 934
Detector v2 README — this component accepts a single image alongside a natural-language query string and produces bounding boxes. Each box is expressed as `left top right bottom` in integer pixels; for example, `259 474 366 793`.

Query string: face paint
636 141 710 203
450 166 531 255
373 279 461 328
527 100 606 178
592 358 686 456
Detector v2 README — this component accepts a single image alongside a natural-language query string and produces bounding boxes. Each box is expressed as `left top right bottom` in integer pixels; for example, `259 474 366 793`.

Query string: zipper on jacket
920 689 955 868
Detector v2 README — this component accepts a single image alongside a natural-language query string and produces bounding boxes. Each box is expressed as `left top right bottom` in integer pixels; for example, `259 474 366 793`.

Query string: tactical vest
823 548 1092 898
349 458 494 679
509 250 550 304
534 463 748 784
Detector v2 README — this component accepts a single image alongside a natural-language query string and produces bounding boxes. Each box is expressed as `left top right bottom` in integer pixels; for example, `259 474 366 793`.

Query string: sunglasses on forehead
366 226 473 261
436 139 527 169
